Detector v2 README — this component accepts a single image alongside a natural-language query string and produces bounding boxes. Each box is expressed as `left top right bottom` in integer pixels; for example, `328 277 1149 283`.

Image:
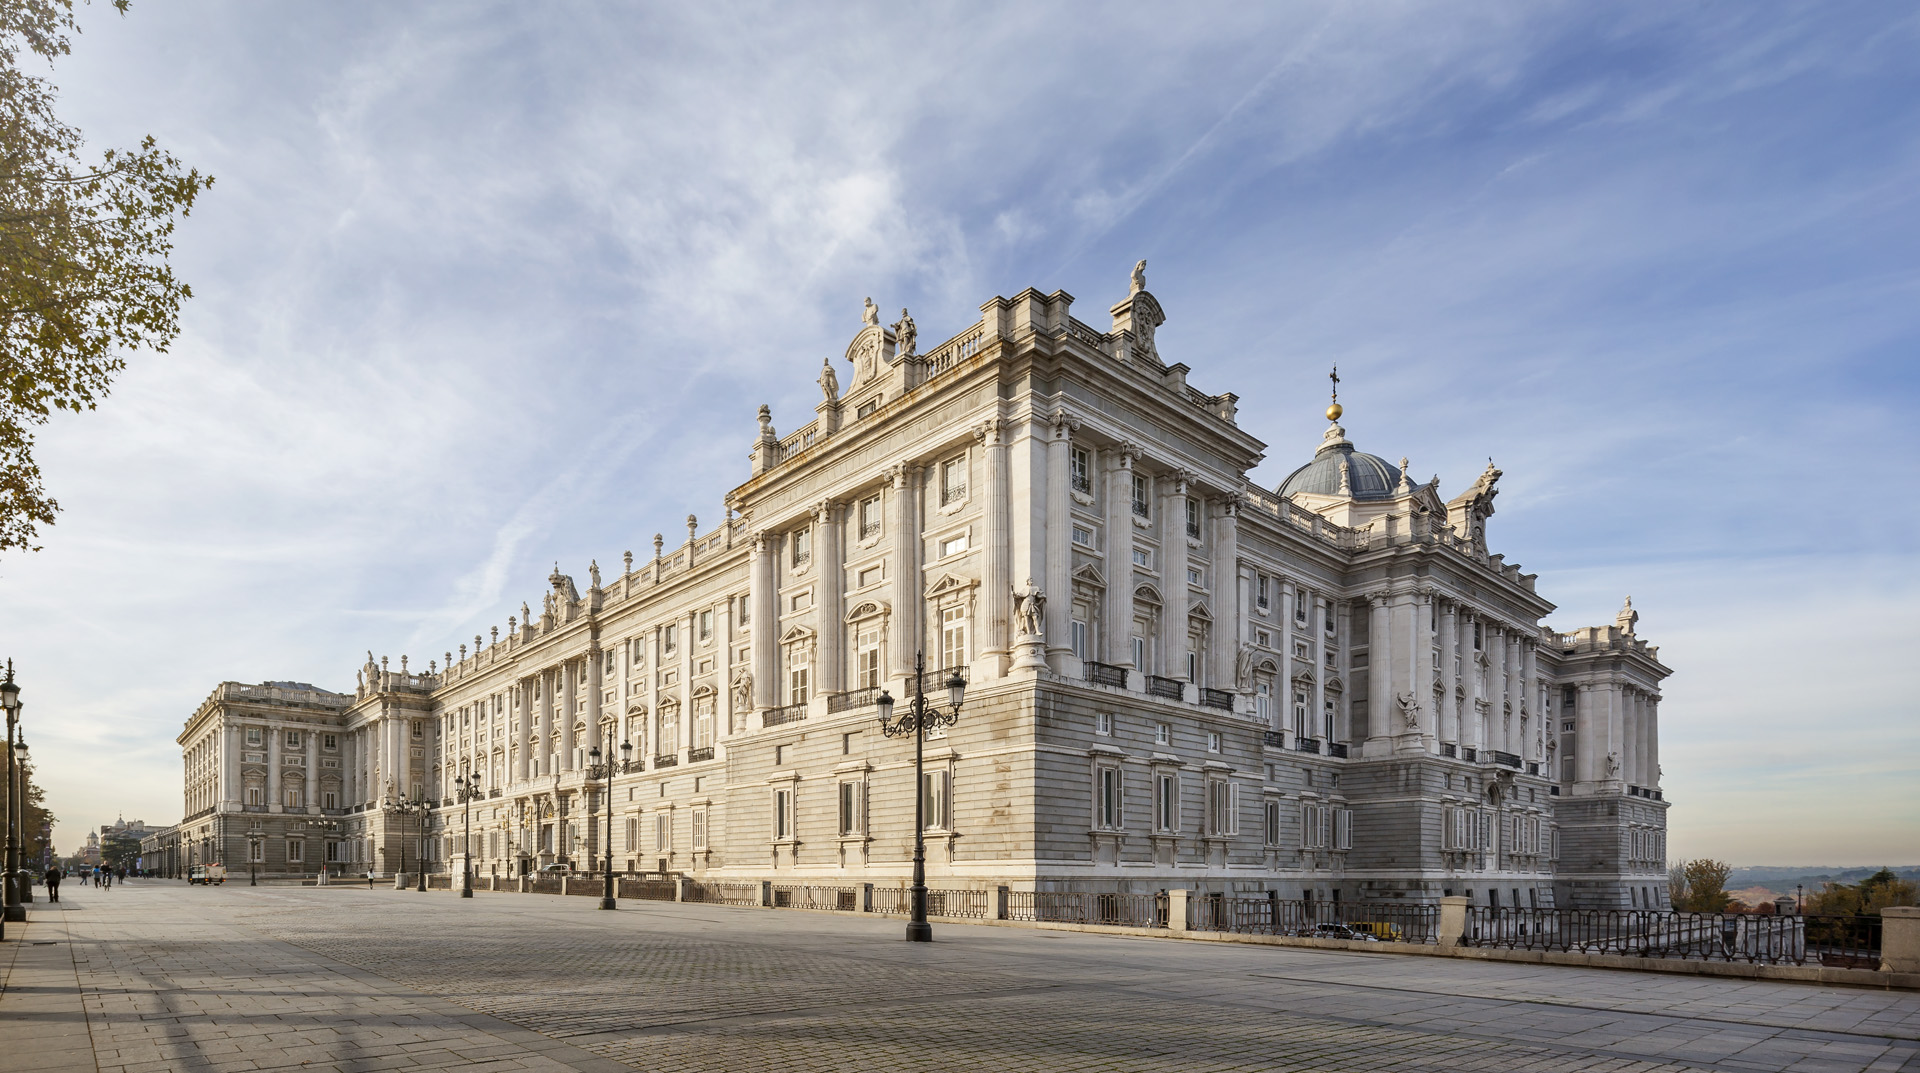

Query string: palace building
175 263 1672 909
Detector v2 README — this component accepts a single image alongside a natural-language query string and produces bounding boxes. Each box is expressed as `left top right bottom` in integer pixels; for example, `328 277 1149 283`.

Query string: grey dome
1278 432 1402 501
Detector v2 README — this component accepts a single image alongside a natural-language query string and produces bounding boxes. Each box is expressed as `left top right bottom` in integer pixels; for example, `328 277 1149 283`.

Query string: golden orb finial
1326 364 1342 423
1326 402 1343 422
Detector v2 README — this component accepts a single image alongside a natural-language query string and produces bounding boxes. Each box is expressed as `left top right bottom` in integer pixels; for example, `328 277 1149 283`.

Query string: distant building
174 264 1672 908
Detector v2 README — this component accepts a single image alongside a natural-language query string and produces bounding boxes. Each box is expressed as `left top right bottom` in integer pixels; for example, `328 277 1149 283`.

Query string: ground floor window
286 840 304 863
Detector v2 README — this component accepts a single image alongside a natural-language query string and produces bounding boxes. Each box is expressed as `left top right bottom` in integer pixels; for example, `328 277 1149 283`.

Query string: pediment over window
1187 600 1213 622
690 683 716 699
779 624 817 644
845 599 890 623
923 573 977 600
1071 564 1107 587
1255 656 1280 677
1292 666 1317 685
1133 583 1163 606
626 701 648 716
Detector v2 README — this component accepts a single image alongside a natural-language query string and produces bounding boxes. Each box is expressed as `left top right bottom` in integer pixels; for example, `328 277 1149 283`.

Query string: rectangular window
859 496 882 539
287 840 304 863
1296 597 1310 626
838 781 863 836
1256 575 1270 609
692 808 708 849
1071 525 1093 547
1264 800 1282 846
1186 651 1198 683
1334 808 1353 850
1255 682 1271 723
699 609 714 641
247 786 262 806
1096 765 1122 830
791 528 812 567
1095 711 1113 736
625 817 637 854
786 645 810 706
920 769 950 831
1185 497 1200 539
284 789 300 807
663 624 678 654
940 606 967 670
1154 773 1178 832
1131 473 1150 517
655 813 671 851
1071 619 1088 661
1131 548 1150 567
322 734 337 749
736 597 750 627
246 727 262 745
1070 447 1091 494
856 629 882 689
285 731 301 748
937 531 969 558
326 841 342 863
1187 567 1202 586
1205 779 1236 836
1206 730 1221 753
250 841 265 863
941 456 967 505
1324 607 1335 634
1132 635 1146 669
322 791 337 809
1155 721 1170 745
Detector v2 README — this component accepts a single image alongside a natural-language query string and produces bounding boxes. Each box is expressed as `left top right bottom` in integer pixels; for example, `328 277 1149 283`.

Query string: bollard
1437 895 1470 948
1168 889 1190 934
997 885 1009 921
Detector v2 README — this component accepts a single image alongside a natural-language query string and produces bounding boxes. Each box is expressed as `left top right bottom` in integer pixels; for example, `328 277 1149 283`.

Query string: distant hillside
1727 865 1920 890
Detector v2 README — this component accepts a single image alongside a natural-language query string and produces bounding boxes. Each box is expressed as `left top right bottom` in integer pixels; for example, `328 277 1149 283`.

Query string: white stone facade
177 265 1671 909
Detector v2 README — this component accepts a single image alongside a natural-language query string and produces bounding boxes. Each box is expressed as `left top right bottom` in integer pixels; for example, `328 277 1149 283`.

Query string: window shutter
1229 783 1241 835
1335 808 1352 850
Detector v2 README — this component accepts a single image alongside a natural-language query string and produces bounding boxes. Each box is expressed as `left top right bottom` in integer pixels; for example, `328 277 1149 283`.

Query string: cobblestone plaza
3 883 1916 1073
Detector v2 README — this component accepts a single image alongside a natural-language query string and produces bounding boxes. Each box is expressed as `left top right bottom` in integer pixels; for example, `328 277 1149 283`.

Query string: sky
5 1 1916 866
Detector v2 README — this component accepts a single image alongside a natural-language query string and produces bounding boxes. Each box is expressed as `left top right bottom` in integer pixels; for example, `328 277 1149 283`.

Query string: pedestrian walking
44 865 61 903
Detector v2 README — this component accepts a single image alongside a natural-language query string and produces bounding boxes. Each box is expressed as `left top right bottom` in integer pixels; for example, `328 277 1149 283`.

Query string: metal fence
1461 908 1882 968
615 876 678 901
1190 896 1439 943
871 887 992 919
1005 890 1167 928
769 884 859 911
684 881 763 906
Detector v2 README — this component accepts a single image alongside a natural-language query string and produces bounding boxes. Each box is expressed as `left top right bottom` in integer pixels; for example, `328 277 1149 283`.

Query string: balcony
1199 688 1233 712
1145 675 1185 701
1491 751 1522 769
1295 737 1321 754
1327 742 1349 758
1263 731 1284 748
652 754 679 769
687 746 715 764
1462 747 1478 762
1440 742 1457 758
1085 662 1127 689
763 703 808 728
825 687 881 714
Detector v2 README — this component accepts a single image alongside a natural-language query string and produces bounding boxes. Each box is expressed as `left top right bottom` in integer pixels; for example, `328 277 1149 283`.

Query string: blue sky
8 2 1916 865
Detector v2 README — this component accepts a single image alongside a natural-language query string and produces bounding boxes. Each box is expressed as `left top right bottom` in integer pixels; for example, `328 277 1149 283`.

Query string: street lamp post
248 829 262 886
381 795 429 890
454 772 482 898
875 652 965 943
2 661 25 927
584 741 632 911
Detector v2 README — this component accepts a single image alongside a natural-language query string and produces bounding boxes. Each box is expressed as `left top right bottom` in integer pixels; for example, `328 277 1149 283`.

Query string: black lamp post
381 794 429 889
585 741 631 910
2 661 24 927
248 829 261 886
454 771 482 898
875 652 965 943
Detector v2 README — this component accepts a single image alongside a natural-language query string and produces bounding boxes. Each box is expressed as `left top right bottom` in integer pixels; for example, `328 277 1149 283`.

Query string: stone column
647 629 661 757
1574 684 1598 787
1437 599 1459 747
516 680 532 783
224 724 240 807
1158 471 1192 682
538 671 555 777
267 721 281 812
1410 589 1434 745
1605 683 1625 788
1210 494 1241 692
563 662 581 771
887 464 921 677
1622 687 1640 786
979 418 1014 672
1647 695 1661 787
1310 593 1327 740
1042 412 1074 672
816 499 845 693
1367 594 1391 750
718 599 736 737
306 726 320 812
750 531 777 709
589 648 605 755
1279 580 1296 734
1103 443 1140 667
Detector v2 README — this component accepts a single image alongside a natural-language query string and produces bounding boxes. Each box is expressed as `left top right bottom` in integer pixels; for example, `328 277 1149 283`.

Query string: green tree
100 829 138 870
1 0 212 552
1805 868 1919 916
1669 858 1732 912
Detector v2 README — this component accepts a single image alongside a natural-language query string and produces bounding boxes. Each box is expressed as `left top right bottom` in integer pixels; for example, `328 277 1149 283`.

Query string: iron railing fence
1005 891 1167 928
529 875 565 895
615 876 677 901
1085 662 1128 689
1189 897 1438 943
426 874 452 890
683 881 763 906
1461 907 1882 968
566 878 605 897
870 887 992 919
770 884 859 911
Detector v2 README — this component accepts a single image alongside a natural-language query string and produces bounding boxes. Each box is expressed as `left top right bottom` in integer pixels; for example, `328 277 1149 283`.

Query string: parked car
536 863 573 874
188 864 226 885
1303 922 1378 942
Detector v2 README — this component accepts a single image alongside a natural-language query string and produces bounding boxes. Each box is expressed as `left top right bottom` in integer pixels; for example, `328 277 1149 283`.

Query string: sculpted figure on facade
862 296 880 327
818 356 839 403
1013 579 1046 638
1130 258 1146 294
1235 642 1260 691
731 668 753 712
893 308 916 357
1606 752 1621 776
1395 690 1421 731
1616 595 1638 636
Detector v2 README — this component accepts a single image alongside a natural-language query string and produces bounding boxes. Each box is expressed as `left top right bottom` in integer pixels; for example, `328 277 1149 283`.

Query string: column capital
1114 440 1142 467
1047 408 1080 438
974 416 1008 446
